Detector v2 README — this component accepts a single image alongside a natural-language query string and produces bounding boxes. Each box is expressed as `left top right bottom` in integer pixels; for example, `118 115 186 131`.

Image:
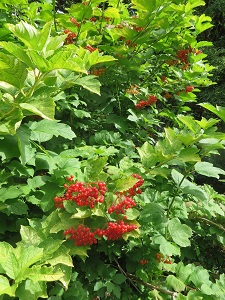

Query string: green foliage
0 0 225 299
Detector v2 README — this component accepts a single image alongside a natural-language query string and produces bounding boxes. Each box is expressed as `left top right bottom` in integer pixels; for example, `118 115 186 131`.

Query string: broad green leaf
166 275 186 292
0 275 16 297
132 0 157 12
14 244 43 281
199 103 225 123
0 53 27 89
29 120 76 142
16 125 36 165
178 147 200 163
189 266 211 288
7 21 38 49
168 218 192 247
0 185 25 203
46 246 73 267
195 14 213 35
15 280 47 300
4 252 19 279
112 274 126 284
137 142 158 168
26 50 50 72
175 262 195 284
6 199 28 215
104 7 120 19
140 203 167 230
75 75 101 95
84 156 108 180
153 235 180 256
178 115 201 133
171 169 207 201
49 48 87 73
115 175 137 192
20 226 43 246
19 103 53 120
194 162 225 179
28 265 64 282
0 41 34 68
0 106 23 135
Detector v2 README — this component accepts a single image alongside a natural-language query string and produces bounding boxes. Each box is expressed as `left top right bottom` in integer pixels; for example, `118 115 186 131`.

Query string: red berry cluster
156 253 172 264
95 220 138 241
64 29 77 44
108 174 144 215
70 17 80 27
135 95 157 110
64 220 138 246
108 196 136 214
140 259 148 265
127 173 144 196
54 179 107 209
84 45 98 52
185 85 194 93
64 225 97 246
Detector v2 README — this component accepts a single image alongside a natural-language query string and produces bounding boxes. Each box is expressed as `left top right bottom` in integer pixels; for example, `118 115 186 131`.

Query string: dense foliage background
0 0 225 299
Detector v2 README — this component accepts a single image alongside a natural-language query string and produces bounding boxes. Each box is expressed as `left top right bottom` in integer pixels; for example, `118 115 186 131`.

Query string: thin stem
199 217 225 232
52 0 57 32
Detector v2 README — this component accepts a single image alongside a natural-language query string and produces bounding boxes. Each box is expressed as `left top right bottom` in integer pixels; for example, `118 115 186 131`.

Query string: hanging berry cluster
54 178 106 209
55 174 143 247
135 95 157 110
64 220 138 246
156 253 172 264
108 174 144 214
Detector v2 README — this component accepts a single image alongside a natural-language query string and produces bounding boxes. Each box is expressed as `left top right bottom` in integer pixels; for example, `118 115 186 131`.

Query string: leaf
178 147 200 163
168 218 192 247
178 115 201 133
29 120 76 142
0 41 34 68
199 103 225 123
15 279 47 300
115 175 137 192
84 156 108 180
137 142 158 168
112 274 126 284
0 53 27 89
0 185 25 203
195 14 213 35
28 265 64 282
16 124 36 165
20 226 43 246
194 162 225 179
74 75 101 95
171 169 207 201
19 103 53 120
0 275 16 297
153 235 180 256
7 21 38 49
166 275 186 292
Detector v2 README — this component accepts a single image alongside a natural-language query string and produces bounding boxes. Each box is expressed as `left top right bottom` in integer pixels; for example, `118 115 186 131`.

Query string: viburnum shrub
0 0 225 299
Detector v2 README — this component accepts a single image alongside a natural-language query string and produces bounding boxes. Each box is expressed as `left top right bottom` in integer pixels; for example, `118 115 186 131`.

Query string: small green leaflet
199 103 225 123
166 275 186 292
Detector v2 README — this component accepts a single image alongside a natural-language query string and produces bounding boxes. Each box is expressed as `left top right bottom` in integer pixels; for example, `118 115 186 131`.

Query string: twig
127 273 178 297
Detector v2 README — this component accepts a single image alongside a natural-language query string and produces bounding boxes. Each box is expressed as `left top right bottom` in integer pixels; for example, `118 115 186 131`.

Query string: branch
114 258 178 298
127 273 178 298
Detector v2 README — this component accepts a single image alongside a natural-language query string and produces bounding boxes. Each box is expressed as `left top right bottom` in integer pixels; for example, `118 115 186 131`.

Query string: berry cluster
64 29 77 44
64 225 97 246
95 220 138 241
85 45 98 52
156 253 172 264
64 220 138 246
127 173 144 197
91 68 106 76
185 85 194 93
126 84 140 95
54 180 107 209
140 259 148 265
135 95 157 110
70 17 80 27
108 174 144 215
108 196 136 214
